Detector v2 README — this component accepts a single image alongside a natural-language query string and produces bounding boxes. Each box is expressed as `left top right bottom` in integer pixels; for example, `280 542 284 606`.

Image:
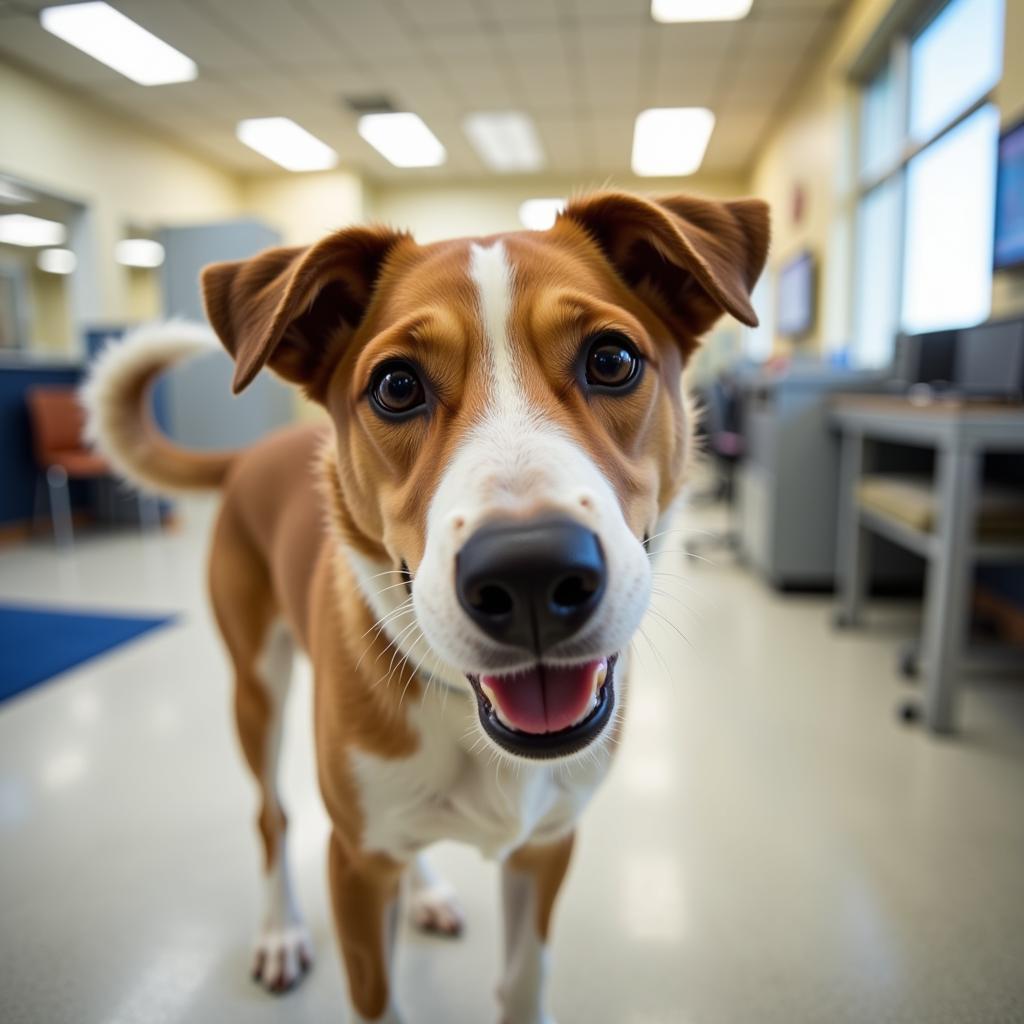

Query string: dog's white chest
350 687 611 861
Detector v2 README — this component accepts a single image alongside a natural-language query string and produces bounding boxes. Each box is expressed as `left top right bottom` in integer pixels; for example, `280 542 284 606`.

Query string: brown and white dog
84 191 768 1024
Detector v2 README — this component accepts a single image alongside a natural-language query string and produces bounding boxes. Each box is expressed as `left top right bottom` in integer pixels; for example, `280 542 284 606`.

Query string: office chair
27 386 159 547
685 374 744 560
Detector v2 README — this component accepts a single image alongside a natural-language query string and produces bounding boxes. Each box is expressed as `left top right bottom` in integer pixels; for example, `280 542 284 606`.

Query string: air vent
343 95 396 115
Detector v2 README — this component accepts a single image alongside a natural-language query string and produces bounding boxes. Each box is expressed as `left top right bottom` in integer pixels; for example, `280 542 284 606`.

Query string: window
851 0 1004 367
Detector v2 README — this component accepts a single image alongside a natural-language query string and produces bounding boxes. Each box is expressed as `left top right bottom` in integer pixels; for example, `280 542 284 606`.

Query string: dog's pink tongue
481 660 604 734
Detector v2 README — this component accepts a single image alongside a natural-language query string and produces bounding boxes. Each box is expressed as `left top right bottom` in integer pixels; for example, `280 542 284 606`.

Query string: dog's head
202 191 769 761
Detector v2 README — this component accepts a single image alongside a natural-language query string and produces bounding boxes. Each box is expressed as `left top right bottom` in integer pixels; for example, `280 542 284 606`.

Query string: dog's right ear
201 225 408 399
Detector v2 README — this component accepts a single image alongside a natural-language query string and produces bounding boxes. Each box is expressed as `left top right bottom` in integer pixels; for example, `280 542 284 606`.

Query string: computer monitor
777 251 815 338
994 119 1024 270
955 319 1024 398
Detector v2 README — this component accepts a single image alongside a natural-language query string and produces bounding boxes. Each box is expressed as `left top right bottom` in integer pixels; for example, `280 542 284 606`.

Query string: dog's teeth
480 680 497 706
594 660 608 689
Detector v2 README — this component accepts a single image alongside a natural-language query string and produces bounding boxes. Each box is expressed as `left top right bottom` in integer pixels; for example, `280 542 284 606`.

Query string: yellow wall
239 170 366 246
368 173 752 242
751 0 1024 351
0 61 241 334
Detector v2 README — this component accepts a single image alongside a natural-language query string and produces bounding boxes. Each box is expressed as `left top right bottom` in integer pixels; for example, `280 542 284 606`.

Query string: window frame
850 0 1002 366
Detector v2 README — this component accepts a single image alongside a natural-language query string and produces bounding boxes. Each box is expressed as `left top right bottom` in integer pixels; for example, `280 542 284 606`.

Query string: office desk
831 396 1024 733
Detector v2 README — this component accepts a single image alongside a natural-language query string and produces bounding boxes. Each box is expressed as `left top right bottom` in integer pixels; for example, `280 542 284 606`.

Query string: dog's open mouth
466 654 617 759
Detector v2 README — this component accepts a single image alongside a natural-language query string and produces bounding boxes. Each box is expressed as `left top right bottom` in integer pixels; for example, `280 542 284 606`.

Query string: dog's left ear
201 225 408 399
560 191 770 348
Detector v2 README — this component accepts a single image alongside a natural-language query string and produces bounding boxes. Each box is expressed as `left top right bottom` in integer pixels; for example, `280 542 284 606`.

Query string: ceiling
0 0 849 182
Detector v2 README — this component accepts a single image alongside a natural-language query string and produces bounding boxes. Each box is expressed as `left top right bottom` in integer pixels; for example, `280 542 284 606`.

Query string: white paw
410 882 464 937
251 924 313 993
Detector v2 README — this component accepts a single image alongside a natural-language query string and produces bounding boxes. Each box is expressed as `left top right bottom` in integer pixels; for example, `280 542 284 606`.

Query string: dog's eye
584 333 641 390
371 362 425 416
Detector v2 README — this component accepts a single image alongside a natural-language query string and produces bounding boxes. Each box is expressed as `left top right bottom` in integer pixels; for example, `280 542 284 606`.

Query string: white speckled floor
1 498 1023 1024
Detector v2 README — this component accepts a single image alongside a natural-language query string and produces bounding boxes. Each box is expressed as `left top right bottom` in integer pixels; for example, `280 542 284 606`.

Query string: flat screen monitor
994 119 1024 270
955 319 1024 397
777 251 815 338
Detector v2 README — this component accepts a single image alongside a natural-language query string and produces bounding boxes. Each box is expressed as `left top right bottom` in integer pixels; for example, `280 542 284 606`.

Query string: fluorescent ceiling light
464 112 545 172
236 117 338 172
358 113 446 168
651 0 753 21
0 214 67 247
115 239 165 268
37 248 77 274
40 2 197 86
519 198 566 231
631 107 715 176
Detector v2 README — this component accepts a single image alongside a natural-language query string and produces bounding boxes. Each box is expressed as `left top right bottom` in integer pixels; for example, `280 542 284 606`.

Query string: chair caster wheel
899 648 918 680
898 701 920 725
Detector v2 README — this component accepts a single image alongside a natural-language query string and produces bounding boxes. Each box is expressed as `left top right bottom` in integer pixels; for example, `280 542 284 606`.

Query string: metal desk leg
919 448 979 733
835 431 870 628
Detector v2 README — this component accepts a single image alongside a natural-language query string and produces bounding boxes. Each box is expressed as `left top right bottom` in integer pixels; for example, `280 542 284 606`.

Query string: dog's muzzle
456 515 616 758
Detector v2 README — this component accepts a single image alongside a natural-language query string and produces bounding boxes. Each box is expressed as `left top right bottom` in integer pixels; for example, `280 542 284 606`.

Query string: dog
84 190 769 1024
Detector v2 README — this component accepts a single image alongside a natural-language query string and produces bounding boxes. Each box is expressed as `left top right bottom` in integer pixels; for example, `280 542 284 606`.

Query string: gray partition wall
159 220 294 450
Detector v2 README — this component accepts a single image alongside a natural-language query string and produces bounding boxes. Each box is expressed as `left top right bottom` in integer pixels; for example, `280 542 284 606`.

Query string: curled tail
81 321 239 494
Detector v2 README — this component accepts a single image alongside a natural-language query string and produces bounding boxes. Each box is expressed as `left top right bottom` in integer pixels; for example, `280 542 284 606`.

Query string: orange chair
26 386 158 546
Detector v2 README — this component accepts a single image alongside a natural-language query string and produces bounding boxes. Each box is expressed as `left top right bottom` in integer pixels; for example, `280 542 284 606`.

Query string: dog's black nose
456 515 606 655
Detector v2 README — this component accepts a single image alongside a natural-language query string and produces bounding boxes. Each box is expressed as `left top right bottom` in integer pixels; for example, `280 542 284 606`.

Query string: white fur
407 854 464 935
350 680 610 864
413 242 652 681
501 866 555 1024
251 620 313 992
80 320 218 495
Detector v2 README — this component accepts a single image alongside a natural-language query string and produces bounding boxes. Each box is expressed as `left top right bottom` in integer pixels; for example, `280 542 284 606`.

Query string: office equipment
735 363 888 588
832 395 1024 734
994 118 1024 270
777 250 815 338
955 319 1024 398
159 220 292 450
891 329 958 386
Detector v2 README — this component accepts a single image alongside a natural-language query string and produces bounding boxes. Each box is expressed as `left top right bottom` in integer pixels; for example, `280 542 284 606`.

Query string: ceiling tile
3 0 856 181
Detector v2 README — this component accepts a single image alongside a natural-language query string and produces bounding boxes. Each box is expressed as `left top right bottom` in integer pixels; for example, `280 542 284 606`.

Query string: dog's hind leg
210 521 312 994
407 852 464 937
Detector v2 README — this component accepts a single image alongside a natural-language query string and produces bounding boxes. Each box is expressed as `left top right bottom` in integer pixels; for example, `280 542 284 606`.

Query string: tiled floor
1 499 1023 1024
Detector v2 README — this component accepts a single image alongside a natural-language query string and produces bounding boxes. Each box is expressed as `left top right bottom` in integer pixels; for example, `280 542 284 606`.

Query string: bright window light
115 239 165 268
652 0 752 22
236 118 338 172
900 105 998 334
358 113 446 168
631 107 715 177
464 112 545 173
40 2 197 86
37 248 77 275
519 198 565 231
0 214 67 247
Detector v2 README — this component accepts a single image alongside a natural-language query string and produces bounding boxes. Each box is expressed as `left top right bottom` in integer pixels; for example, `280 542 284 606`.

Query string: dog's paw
410 881 464 937
251 924 314 994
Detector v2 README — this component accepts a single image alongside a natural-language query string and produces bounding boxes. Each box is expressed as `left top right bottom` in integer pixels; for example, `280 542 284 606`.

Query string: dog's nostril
551 574 597 611
473 583 514 618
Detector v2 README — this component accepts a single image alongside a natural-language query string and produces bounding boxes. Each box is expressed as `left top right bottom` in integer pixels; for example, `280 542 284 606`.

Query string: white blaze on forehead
470 241 522 415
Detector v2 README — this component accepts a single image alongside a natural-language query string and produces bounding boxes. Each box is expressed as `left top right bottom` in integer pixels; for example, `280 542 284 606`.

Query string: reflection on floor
1 498 1022 1024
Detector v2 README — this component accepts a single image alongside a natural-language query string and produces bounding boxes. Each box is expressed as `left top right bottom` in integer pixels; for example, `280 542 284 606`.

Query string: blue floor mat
0 603 176 703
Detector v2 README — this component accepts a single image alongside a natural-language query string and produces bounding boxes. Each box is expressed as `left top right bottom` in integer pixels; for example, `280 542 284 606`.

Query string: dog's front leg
328 830 405 1024
499 832 575 1024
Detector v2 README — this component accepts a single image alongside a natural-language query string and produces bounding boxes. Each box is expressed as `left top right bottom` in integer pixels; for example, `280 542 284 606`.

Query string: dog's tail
81 321 239 495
